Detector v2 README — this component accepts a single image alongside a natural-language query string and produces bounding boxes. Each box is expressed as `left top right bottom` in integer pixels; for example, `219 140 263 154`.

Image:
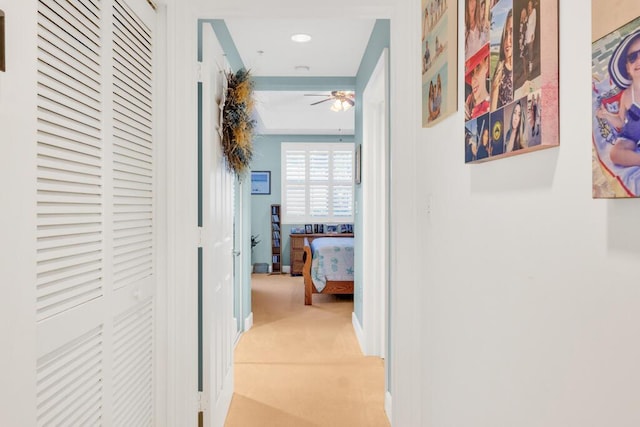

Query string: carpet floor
224 273 390 427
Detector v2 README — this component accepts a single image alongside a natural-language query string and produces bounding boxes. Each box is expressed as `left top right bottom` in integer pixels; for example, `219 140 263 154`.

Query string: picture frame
355 144 362 184
251 171 271 195
591 1 640 198
422 0 458 127
291 226 305 234
305 224 313 234
326 225 338 233
463 0 559 163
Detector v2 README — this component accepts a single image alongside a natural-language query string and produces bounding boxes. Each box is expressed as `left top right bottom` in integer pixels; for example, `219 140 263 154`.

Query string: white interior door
200 23 235 427
233 178 244 341
35 0 157 425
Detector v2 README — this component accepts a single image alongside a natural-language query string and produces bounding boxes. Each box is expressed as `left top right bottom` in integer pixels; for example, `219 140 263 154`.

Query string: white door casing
362 48 389 358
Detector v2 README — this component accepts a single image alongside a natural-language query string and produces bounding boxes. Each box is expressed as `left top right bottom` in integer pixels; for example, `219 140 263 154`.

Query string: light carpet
224 273 390 427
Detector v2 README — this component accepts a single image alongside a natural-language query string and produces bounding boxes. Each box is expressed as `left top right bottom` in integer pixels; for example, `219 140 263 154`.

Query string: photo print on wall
464 0 559 163
421 0 458 127
591 0 640 198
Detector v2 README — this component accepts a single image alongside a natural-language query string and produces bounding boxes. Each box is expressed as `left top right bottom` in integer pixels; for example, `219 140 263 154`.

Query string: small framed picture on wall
251 171 271 195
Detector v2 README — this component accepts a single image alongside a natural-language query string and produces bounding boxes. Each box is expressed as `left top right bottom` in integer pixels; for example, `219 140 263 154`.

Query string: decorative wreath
221 68 255 176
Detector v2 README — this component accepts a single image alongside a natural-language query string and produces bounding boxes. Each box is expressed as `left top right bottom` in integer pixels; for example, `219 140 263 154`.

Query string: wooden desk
289 233 354 276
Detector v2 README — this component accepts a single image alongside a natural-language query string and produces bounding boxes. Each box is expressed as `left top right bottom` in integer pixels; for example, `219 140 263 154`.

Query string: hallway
225 274 389 426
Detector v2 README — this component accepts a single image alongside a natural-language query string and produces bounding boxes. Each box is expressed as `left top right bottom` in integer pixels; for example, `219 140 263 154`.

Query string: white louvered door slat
110 0 156 424
36 327 103 426
113 299 153 426
35 0 156 425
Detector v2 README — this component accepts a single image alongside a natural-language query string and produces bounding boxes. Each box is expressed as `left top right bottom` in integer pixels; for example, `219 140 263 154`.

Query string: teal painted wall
353 19 390 327
250 134 355 269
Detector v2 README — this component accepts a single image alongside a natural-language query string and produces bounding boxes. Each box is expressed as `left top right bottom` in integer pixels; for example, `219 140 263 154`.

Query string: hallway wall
409 1 640 426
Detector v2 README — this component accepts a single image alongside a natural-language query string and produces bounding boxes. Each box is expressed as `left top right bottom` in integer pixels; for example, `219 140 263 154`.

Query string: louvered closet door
36 0 156 425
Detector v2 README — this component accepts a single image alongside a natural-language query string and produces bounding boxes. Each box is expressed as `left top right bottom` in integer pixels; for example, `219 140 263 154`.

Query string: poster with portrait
421 0 457 127
464 0 558 163
591 1 640 198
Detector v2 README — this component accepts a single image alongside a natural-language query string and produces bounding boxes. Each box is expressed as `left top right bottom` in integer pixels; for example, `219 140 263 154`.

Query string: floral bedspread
310 237 354 292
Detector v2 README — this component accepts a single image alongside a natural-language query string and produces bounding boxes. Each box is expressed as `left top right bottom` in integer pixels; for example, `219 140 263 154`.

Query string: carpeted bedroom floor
224 273 390 427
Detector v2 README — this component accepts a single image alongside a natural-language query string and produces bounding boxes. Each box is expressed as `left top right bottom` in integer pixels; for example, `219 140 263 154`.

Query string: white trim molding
385 391 392 424
352 312 365 354
244 312 254 332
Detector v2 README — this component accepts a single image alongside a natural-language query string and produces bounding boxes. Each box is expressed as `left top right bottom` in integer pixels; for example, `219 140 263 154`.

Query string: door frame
361 48 389 358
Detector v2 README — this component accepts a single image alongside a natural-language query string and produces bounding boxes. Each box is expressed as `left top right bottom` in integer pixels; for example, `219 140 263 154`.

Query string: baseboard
282 265 291 274
244 312 253 332
385 391 392 423
351 312 365 354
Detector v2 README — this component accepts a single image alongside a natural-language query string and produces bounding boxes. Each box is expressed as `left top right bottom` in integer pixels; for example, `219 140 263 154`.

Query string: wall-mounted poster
591 1 640 198
421 0 457 127
464 0 558 163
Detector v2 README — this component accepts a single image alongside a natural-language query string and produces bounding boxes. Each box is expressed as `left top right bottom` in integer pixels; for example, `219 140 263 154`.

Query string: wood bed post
302 243 313 305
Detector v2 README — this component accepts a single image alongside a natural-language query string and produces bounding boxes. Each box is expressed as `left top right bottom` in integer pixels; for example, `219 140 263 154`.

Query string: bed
302 237 354 305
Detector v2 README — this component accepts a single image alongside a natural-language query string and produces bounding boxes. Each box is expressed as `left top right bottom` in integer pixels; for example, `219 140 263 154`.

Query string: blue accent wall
250 134 355 268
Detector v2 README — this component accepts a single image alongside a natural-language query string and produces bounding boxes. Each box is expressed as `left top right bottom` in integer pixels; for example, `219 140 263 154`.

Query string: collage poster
421 0 457 127
591 0 640 198
464 0 558 163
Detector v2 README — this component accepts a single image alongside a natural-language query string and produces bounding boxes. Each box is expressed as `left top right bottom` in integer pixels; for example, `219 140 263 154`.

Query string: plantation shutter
35 0 156 424
281 142 354 224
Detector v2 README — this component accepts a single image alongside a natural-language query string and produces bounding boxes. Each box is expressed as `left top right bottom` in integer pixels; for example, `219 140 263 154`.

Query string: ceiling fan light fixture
330 99 353 112
291 33 312 43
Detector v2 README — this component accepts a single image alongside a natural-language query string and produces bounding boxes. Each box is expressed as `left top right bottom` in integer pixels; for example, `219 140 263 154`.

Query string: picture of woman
465 0 489 59
465 46 490 120
504 99 526 152
491 8 514 111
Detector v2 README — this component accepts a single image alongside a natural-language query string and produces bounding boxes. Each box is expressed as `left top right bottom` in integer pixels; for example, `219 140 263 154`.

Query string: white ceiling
224 18 376 134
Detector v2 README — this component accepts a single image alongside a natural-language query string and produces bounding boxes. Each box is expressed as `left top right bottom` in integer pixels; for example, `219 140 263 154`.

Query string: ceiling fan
305 90 355 111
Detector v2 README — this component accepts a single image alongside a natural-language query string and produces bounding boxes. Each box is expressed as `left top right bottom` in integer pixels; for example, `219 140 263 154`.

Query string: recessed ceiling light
291 33 312 43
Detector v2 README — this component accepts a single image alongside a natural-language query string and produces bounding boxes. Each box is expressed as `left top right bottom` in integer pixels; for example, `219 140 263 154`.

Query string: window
281 142 354 224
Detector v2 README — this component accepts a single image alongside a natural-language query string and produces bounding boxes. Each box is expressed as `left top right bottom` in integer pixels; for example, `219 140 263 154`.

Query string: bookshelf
270 204 281 274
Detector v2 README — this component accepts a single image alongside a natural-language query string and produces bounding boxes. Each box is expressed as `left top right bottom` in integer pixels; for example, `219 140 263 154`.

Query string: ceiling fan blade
310 99 332 106
345 98 355 106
